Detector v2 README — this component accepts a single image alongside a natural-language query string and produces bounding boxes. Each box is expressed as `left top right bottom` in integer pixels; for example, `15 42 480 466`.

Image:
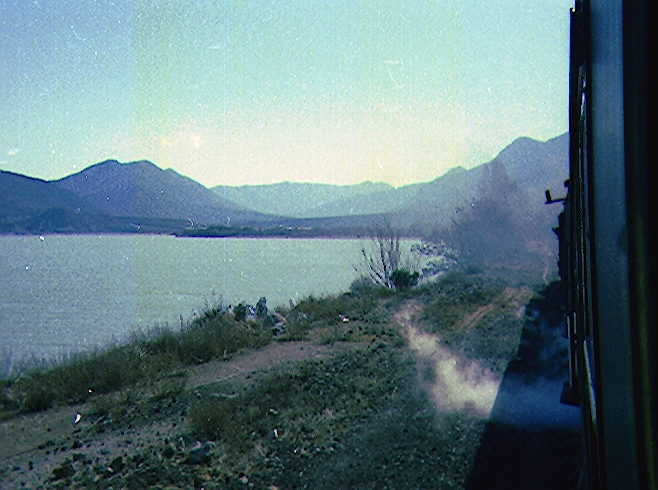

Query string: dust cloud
395 302 501 417
405 325 501 416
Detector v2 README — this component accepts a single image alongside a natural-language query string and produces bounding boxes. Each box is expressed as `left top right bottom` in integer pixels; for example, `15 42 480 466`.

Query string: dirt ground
0 284 581 489
0 341 351 489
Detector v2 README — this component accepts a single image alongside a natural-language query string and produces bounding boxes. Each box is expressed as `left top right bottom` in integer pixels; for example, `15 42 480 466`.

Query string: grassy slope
0 271 537 489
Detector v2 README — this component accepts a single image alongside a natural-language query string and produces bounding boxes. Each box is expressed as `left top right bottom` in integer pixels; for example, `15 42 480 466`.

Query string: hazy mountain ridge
0 160 271 234
0 171 104 233
0 171 98 221
0 134 568 240
212 181 395 218
0 168 196 234
54 160 260 225
211 134 568 223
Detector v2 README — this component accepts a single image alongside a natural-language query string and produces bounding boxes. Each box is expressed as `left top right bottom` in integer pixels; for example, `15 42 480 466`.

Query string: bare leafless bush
355 230 420 290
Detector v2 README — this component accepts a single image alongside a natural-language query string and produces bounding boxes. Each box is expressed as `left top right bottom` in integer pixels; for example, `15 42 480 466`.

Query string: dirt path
394 301 502 417
187 340 346 389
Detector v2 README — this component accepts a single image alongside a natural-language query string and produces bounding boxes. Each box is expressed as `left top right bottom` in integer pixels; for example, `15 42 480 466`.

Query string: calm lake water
0 235 381 371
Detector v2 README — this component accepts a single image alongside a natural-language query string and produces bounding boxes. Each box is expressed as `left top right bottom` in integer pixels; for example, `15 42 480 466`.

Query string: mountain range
211 181 395 219
0 133 568 263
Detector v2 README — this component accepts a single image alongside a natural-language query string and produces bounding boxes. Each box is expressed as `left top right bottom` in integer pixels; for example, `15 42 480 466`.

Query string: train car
547 1 656 488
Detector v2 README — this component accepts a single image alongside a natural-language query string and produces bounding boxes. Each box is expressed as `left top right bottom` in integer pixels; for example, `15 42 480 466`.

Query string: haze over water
0 235 374 370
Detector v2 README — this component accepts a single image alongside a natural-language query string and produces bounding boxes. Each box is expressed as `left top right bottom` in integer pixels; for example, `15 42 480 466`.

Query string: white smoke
405 325 501 416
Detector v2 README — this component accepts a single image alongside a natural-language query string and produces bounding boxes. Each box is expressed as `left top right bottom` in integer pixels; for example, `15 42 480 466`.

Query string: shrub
348 276 395 298
21 378 55 412
390 269 419 291
150 376 187 402
234 303 247 322
292 293 376 324
281 319 311 341
0 381 19 413
89 392 122 417
255 297 268 318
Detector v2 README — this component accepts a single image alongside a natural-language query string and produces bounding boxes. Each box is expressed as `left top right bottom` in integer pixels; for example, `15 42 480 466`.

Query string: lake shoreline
1 272 551 489
0 230 424 240
1 235 386 366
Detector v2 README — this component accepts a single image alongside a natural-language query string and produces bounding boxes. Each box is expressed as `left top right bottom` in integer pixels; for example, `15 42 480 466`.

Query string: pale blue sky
1 0 572 187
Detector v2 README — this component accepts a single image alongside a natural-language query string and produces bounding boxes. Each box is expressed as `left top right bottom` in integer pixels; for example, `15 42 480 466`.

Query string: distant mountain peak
55 159 160 181
43 156 268 225
90 158 158 168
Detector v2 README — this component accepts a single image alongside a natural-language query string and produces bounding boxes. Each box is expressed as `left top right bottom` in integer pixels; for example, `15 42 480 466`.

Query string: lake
0 235 390 372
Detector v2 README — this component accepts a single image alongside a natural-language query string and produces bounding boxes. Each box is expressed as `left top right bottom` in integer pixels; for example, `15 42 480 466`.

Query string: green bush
390 269 419 291
234 303 247 322
20 378 56 412
89 392 123 417
349 275 396 298
291 293 376 324
280 319 311 341
0 381 19 413
256 297 268 318
150 376 187 402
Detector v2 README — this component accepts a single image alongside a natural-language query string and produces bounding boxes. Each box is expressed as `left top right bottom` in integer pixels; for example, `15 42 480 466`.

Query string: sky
0 0 572 188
